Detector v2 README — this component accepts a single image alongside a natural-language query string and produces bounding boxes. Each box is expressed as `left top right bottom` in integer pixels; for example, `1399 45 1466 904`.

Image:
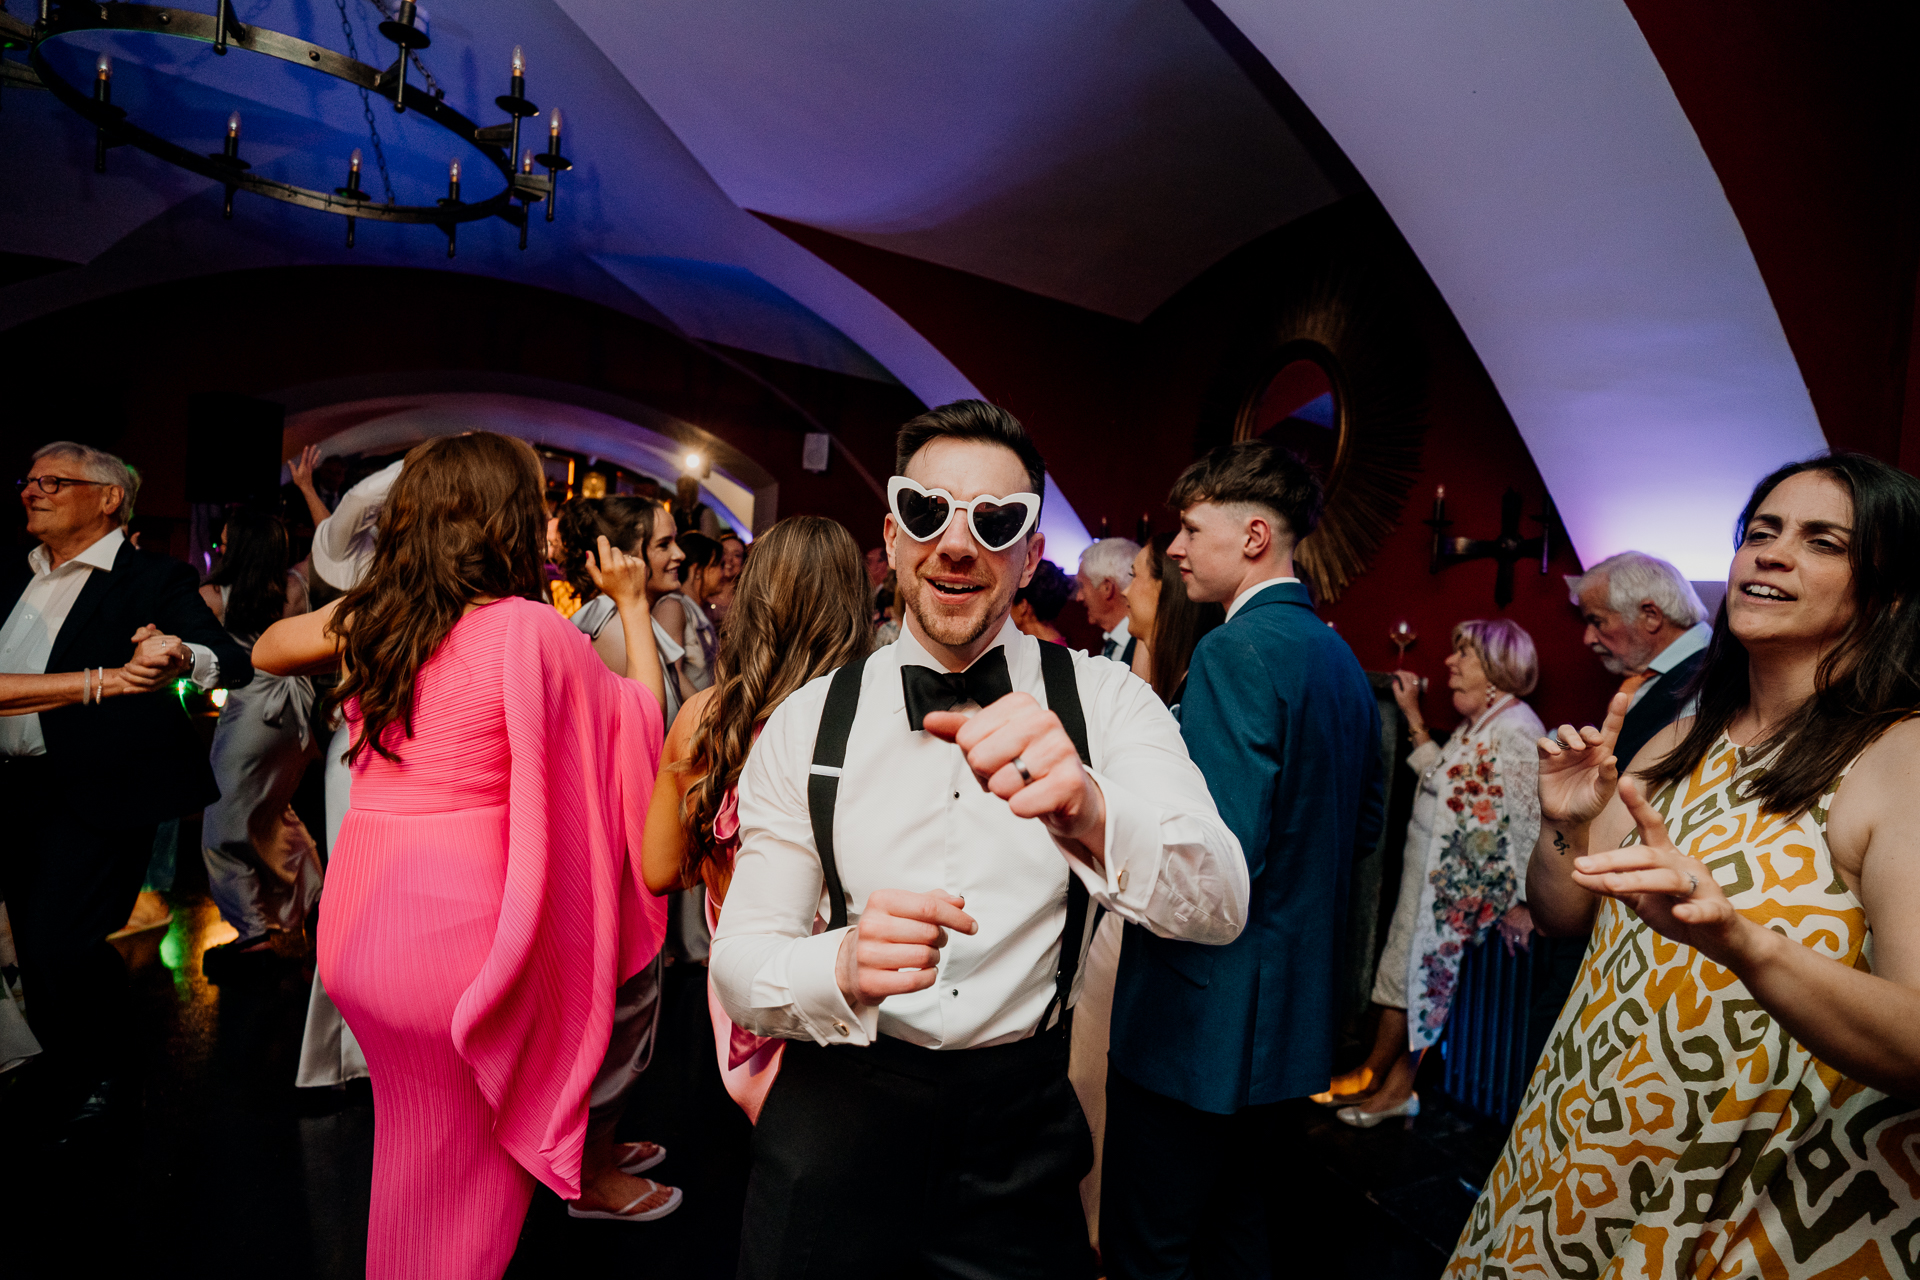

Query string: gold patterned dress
1446 735 1920 1279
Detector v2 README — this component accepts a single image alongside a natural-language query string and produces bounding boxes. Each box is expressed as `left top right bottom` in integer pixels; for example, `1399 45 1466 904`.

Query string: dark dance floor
0 889 1506 1279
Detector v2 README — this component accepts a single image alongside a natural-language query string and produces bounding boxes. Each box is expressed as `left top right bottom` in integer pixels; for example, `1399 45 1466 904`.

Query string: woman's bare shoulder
1836 715 1920 808
666 687 718 760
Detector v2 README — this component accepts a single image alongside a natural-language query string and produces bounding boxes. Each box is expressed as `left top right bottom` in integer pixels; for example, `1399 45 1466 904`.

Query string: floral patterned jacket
1402 698 1543 1050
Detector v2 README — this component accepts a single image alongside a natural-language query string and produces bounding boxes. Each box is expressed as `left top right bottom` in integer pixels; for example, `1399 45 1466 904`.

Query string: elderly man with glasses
1 441 249 1140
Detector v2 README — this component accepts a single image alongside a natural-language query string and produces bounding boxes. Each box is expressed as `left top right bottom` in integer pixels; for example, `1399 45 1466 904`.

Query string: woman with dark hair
1011 557 1073 644
558 496 688 724
252 432 669 1279
1123 532 1224 706
1450 453 1920 1279
655 531 724 700
196 507 324 974
640 514 870 1121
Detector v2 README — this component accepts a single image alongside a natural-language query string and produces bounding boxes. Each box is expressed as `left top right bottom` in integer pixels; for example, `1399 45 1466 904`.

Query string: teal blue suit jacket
1109 581 1382 1114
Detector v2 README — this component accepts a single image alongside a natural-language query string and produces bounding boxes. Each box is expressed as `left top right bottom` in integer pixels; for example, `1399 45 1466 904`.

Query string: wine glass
1389 619 1417 662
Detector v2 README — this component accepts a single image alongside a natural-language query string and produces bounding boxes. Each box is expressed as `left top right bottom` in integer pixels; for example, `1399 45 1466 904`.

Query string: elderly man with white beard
1568 550 1713 771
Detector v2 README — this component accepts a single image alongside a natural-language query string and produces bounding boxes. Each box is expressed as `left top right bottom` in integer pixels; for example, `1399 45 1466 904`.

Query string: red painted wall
1623 0 1920 464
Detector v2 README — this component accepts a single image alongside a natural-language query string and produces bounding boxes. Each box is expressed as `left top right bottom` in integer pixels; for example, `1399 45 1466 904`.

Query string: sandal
616 1141 666 1175
567 1180 683 1222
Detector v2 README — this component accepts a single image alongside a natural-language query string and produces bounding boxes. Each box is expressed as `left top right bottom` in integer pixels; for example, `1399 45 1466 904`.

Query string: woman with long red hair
255 432 669 1278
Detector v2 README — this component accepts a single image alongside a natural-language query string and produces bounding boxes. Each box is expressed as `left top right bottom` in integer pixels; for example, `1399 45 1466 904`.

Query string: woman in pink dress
640 515 870 1120
254 432 669 1279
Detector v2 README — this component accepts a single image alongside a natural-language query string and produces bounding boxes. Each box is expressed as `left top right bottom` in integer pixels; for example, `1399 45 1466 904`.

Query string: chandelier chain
334 0 395 204
358 0 444 101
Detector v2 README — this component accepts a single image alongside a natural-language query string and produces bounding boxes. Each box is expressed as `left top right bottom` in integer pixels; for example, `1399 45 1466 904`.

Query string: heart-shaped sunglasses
887 476 1040 552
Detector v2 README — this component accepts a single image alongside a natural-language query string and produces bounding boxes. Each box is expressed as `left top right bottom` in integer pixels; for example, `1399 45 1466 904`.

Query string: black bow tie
902 647 1014 731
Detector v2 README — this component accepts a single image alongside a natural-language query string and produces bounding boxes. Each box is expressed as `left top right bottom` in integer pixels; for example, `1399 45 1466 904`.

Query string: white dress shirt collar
1225 575 1302 624
1648 621 1712 676
1628 620 1713 710
890 616 1028 709
1102 615 1132 650
30 526 124 578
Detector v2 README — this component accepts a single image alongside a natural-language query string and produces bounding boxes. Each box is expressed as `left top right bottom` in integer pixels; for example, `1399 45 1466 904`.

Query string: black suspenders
807 641 1094 1032
808 652 872 934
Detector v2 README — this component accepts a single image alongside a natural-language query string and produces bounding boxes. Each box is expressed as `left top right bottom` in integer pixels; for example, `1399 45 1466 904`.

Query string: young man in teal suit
1103 441 1382 1277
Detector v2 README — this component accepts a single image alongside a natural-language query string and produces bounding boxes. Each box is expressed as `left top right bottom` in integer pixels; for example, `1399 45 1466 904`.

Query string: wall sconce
1424 485 1554 607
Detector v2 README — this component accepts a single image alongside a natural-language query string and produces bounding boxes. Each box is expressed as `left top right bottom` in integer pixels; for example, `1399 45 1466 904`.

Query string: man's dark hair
1167 440 1324 543
895 400 1047 506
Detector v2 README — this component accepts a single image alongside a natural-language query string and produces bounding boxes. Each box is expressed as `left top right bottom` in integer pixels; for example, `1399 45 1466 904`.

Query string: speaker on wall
185 392 285 505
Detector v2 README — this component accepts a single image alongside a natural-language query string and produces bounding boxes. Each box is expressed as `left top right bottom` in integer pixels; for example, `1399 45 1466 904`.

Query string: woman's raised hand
1389 670 1425 723
585 535 646 608
1570 776 1744 963
289 444 322 493
1537 689 1630 828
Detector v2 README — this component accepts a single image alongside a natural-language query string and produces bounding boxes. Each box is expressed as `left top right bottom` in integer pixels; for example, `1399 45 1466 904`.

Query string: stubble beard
901 570 1012 652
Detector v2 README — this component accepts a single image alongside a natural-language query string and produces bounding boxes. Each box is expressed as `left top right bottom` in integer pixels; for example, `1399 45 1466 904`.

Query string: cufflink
832 1018 849 1035
1117 867 1130 893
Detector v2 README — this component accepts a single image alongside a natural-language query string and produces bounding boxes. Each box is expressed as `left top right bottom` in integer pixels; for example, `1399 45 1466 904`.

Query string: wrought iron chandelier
2 0 573 254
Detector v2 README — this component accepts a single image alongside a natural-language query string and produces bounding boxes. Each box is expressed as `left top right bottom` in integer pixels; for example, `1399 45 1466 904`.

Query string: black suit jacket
1617 646 1708 772
5 537 252 823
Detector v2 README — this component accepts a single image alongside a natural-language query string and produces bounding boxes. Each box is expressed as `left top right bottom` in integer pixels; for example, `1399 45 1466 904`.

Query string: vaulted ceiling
3 0 1863 577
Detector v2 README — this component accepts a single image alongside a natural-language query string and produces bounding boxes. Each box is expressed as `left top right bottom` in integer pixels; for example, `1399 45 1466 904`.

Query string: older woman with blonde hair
1317 617 1545 1125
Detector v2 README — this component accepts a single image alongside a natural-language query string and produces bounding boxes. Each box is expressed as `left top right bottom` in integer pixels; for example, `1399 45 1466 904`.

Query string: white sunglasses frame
887 475 1041 552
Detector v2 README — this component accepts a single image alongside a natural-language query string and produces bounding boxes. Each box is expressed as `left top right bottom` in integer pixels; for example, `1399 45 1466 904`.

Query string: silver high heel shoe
1335 1092 1420 1129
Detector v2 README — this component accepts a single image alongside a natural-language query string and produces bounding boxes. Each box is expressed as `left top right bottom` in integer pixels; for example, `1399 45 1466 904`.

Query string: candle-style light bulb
522 148 533 173
449 159 461 183
96 54 111 81
350 148 362 175
227 110 241 138
511 45 525 76
549 107 561 136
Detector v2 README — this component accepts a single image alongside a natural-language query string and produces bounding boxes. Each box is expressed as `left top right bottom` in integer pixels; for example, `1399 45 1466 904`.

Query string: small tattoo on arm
1553 831 1570 855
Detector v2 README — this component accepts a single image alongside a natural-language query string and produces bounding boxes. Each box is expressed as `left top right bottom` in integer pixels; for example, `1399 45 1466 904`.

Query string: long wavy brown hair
330 433 548 762
678 516 870 889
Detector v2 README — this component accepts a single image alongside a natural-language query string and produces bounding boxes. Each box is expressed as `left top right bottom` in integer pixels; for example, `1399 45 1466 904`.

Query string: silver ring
1686 872 1699 896
1011 755 1033 785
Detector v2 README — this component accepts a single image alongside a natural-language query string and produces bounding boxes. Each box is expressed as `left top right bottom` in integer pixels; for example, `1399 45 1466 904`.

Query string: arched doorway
282 390 781 538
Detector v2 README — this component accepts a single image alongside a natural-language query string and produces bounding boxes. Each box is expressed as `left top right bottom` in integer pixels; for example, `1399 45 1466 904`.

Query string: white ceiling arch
1208 0 1827 579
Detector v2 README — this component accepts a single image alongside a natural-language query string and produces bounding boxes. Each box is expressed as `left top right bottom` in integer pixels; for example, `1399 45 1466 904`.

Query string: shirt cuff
1065 767 1158 910
785 925 879 1045
184 643 220 691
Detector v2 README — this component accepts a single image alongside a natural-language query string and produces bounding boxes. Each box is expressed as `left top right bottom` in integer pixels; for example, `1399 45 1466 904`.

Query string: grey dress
200 580 324 943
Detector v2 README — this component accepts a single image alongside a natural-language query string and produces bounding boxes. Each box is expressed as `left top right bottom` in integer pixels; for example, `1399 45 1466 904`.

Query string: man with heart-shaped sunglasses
711 400 1249 1278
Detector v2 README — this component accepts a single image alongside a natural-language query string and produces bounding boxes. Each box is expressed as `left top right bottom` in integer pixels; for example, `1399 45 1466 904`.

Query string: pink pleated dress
319 597 666 1280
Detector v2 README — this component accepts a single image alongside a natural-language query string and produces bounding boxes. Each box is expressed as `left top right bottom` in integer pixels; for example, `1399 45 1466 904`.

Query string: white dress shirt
712 619 1248 1052
1630 621 1713 715
1101 615 1132 661
1224 575 1302 623
0 528 220 757
311 459 403 592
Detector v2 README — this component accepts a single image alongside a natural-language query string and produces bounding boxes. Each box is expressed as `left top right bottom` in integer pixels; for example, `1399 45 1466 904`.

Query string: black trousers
738 1025 1099 1280
0 757 157 1112
1102 1068 1333 1280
